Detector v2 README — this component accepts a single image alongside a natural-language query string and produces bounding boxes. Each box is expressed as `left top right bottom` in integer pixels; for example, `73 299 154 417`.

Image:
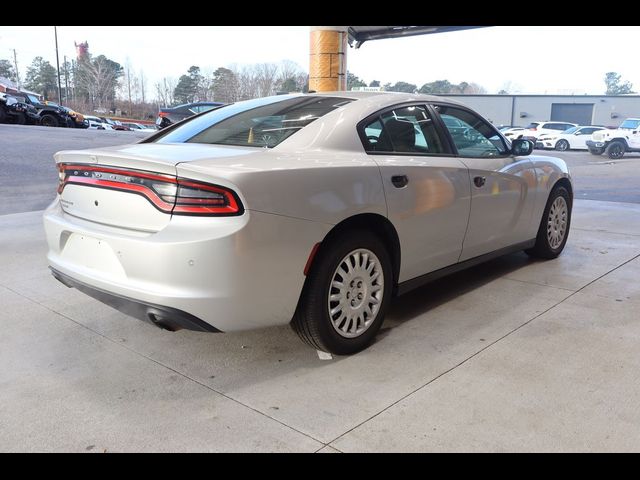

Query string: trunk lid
56 143 259 231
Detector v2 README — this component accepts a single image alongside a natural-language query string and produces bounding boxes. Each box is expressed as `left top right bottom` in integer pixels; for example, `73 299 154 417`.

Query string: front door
433 104 538 261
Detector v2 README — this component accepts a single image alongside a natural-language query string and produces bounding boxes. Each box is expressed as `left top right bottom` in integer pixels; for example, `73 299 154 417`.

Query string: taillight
57 164 243 216
158 112 168 118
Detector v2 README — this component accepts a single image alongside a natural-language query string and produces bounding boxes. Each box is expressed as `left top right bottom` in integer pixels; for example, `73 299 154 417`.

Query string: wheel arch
608 137 629 149
310 213 401 293
553 177 573 206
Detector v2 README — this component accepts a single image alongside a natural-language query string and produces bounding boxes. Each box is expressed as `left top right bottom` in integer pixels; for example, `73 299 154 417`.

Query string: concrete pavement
1 199 639 452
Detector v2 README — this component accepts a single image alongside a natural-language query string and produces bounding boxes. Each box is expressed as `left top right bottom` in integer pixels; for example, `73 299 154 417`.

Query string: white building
439 94 640 127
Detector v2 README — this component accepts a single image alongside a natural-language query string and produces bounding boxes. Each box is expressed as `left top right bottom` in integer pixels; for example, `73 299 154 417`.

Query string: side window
580 127 597 135
361 105 444 154
435 105 508 157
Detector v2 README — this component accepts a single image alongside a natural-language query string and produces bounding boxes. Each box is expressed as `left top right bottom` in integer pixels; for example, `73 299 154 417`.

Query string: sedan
536 126 607 151
44 92 573 355
156 101 225 129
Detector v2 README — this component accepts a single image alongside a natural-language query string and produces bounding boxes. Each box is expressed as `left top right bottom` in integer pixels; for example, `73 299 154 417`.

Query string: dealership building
438 94 640 128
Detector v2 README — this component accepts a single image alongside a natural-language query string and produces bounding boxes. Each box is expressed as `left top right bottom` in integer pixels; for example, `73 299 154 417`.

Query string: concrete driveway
1 199 639 452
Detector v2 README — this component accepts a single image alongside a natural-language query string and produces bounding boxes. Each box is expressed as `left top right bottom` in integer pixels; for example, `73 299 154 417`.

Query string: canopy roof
347 26 485 48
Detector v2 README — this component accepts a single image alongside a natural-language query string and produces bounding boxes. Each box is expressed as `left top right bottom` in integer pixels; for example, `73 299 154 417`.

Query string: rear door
362 104 471 282
433 104 538 260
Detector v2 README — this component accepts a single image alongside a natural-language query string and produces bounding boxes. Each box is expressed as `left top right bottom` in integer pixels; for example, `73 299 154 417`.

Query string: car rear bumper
43 199 330 332
51 267 220 332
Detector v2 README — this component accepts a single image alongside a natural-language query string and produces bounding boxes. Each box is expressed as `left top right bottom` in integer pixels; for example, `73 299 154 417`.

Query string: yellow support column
309 26 348 92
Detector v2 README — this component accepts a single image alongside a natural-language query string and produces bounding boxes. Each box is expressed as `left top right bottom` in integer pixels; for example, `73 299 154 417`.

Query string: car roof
293 91 471 114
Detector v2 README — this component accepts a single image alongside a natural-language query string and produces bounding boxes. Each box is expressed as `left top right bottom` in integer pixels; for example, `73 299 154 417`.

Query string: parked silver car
44 92 573 355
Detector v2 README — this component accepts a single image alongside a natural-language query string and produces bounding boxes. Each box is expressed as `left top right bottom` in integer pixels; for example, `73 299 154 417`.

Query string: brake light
57 164 243 216
159 112 168 118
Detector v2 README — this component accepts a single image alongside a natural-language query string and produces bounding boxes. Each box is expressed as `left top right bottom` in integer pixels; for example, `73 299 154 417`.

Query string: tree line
347 72 487 94
155 60 309 107
0 54 308 120
1 54 636 119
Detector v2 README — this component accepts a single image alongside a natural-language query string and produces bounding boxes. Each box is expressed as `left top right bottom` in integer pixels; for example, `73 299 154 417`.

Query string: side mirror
511 138 533 156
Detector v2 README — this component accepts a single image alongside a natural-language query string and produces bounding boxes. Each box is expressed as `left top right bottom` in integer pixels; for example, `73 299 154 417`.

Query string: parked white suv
522 121 577 145
586 118 640 159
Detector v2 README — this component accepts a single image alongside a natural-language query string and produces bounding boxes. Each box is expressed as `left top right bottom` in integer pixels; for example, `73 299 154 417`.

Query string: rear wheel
605 141 625 159
40 114 59 127
292 230 393 355
526 185 571 259
555 139 569 151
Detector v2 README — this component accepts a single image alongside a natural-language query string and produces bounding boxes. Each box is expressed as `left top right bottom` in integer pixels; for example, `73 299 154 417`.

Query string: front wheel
40 114 59 127
605 141 625 159
555 139 569 151
292 230 393 355
525 185 571 259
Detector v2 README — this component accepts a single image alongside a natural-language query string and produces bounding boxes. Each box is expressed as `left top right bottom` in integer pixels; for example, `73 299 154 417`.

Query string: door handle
391 175 409 188
473 176 486 188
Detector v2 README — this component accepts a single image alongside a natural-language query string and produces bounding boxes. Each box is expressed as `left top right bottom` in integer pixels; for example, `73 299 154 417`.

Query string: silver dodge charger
44 92 572 355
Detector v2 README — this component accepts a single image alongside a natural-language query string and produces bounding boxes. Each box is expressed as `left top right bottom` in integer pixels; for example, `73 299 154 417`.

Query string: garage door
550 103 594 125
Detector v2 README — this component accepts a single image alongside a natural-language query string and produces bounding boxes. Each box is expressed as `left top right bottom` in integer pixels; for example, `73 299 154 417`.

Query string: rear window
526 122 541 129
155 96 353 148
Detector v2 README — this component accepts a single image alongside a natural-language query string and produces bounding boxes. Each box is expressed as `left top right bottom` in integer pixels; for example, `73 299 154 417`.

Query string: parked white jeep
586 118 640 159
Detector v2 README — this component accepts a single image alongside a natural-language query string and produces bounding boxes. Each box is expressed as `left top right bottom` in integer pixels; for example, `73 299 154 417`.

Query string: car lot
2 124 640 451
1 124 638 218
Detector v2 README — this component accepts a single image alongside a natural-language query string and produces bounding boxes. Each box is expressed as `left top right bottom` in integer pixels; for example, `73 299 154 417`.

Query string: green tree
347 72 366 90
279 77 297 92
605 72 635 95
24 57 58 100
174 65 203 104
0 59 16 81
419 79 453 94
212 67 239 103
386 81 417 93
369 79 380 87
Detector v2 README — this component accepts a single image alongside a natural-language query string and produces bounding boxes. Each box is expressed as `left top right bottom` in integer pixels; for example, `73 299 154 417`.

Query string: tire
525 185 572 259
555 139 569 151
0 107 7 124
40 114 59 127
292 229 393 355
605 141 625 159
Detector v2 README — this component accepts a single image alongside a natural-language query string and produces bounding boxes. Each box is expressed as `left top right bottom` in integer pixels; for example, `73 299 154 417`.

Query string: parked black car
12 93 75 127
0 92 39 125
156 101 225 129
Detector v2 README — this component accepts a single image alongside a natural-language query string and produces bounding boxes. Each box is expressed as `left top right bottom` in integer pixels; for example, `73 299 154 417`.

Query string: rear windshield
525 122 541 128
154 95 353 148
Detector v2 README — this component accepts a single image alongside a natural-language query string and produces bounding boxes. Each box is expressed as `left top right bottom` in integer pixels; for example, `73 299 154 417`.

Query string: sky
1 26 638 100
